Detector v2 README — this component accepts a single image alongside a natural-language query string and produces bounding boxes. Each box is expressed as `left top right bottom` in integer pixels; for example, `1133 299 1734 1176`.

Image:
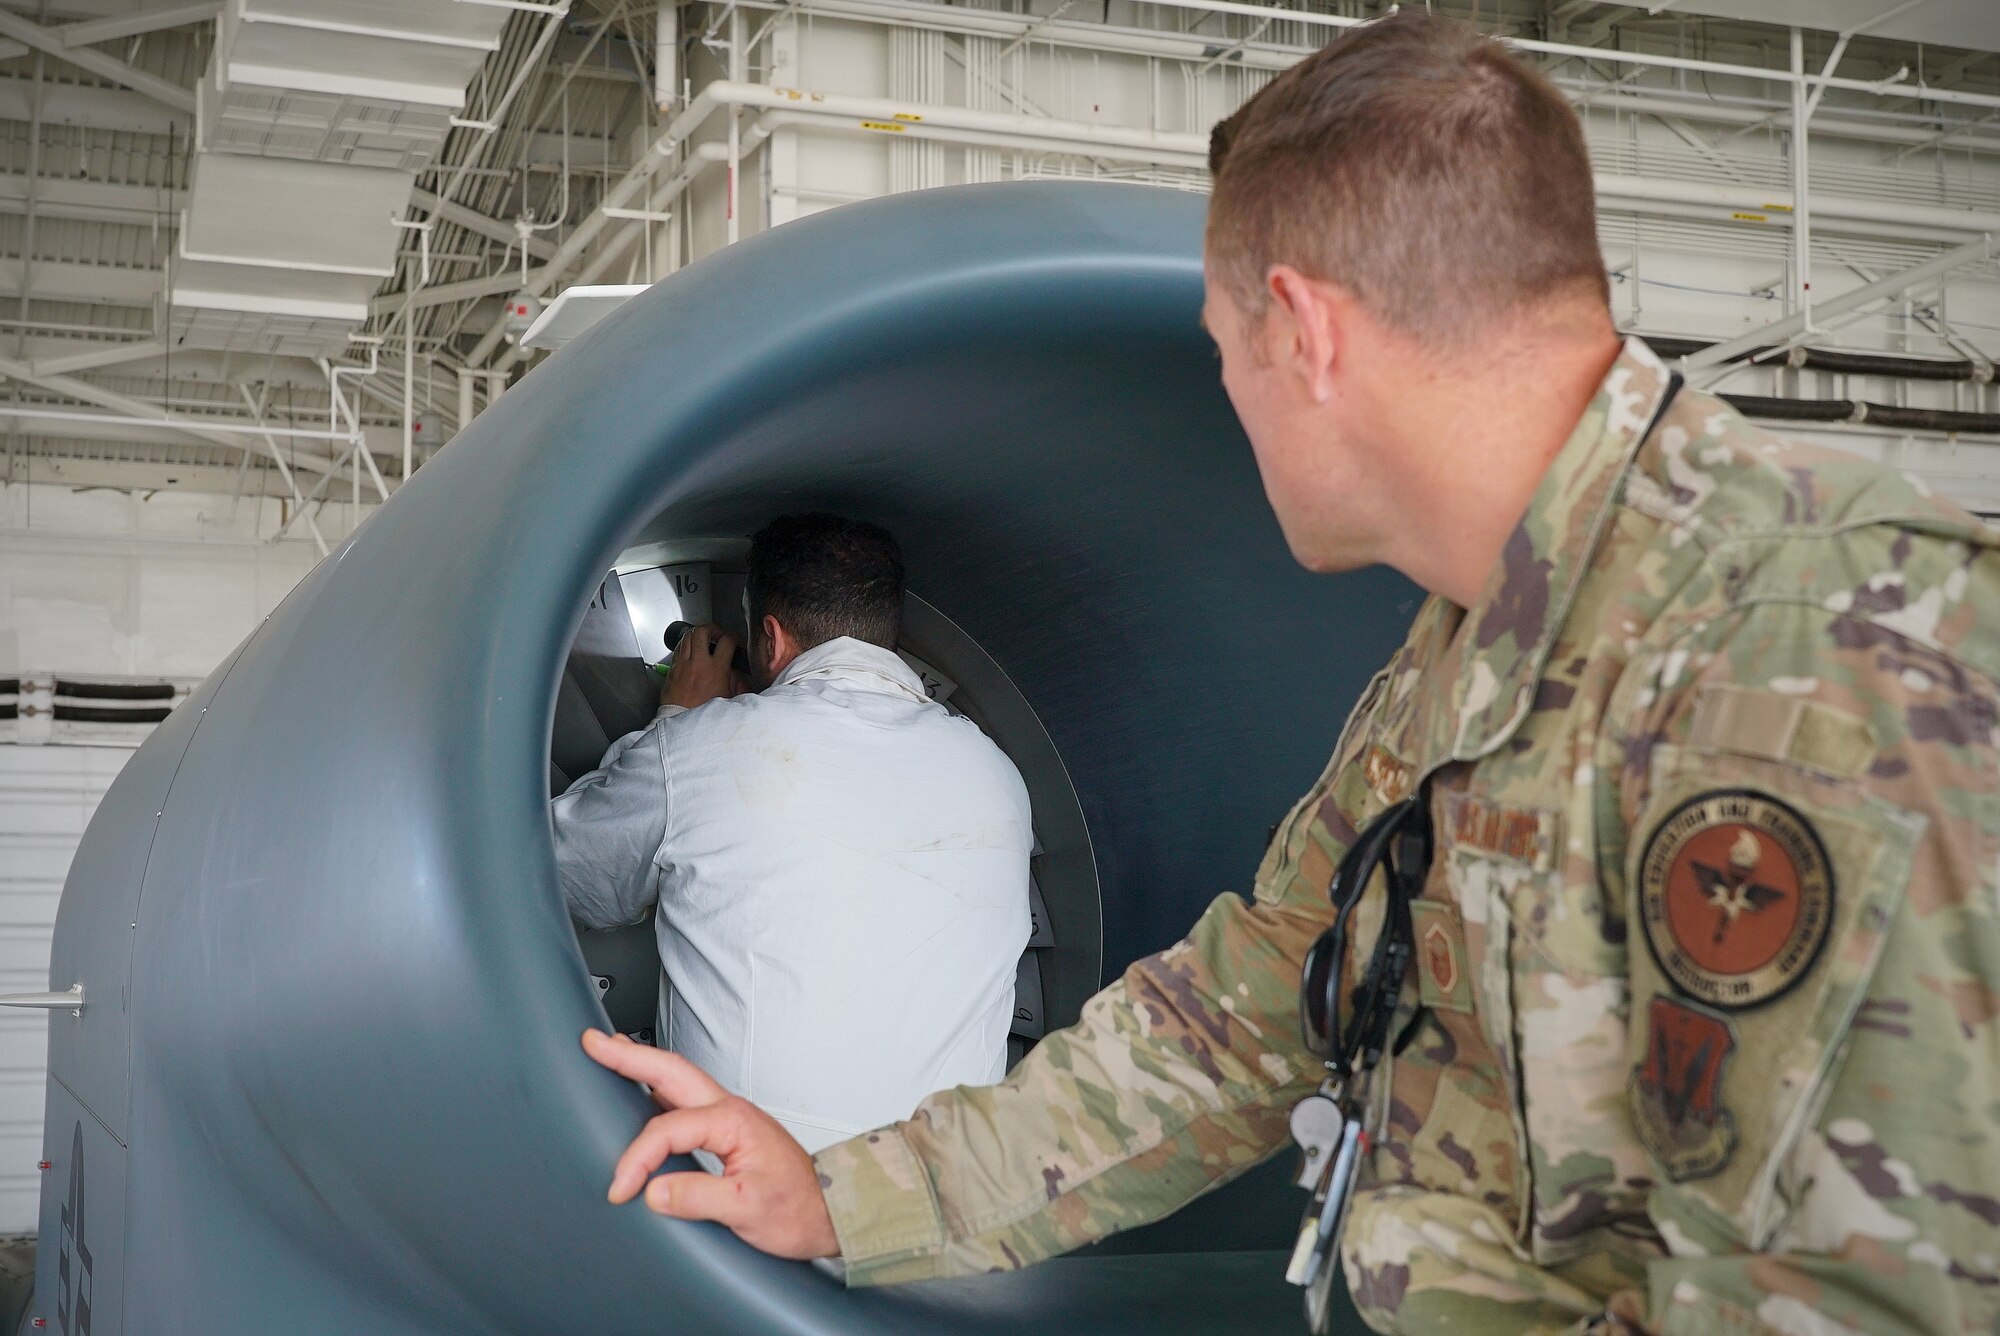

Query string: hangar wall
0 486 322 1231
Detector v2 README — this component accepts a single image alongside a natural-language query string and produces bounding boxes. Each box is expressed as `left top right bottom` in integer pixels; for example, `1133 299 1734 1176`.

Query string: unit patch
1637 789 1835 1010
1632 995 1739 1181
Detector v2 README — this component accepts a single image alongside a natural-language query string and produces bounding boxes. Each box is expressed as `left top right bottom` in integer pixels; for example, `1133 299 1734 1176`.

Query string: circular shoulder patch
1637 789 1835 1011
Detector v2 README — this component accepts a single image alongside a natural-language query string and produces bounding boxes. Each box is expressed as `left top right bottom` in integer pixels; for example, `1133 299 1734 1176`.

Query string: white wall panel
0 745 129 1231
0 483 329 678
0 483 324 1231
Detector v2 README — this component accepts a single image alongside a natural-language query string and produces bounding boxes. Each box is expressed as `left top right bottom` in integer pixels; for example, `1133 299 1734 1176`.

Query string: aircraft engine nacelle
33 182 1413 1333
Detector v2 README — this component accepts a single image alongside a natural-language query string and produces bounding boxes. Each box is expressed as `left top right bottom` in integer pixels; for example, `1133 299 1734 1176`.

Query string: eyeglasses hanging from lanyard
1284 782 1435 1332
1299 788 1434 1080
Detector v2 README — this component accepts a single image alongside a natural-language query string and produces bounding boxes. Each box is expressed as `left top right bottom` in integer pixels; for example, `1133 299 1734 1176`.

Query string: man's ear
763 614 798 675
1265 264 1341 404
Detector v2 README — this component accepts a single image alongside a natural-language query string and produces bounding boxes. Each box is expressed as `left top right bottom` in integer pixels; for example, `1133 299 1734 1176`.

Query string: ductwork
169 0 510 358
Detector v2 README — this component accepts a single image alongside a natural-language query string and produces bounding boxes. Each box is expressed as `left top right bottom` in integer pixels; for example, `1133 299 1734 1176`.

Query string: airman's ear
1265 265 1345 405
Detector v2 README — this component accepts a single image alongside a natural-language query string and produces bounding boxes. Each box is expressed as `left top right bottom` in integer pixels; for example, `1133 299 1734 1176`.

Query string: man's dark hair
745 513 905 651
1207 11 1607 348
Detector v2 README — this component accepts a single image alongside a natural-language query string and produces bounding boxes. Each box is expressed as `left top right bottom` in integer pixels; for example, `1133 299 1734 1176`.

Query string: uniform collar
773 636 931 704
1376 337 1676 779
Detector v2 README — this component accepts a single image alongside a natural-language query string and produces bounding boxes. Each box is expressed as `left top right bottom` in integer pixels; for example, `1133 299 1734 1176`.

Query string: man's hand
581 1030 840 1261
662 623 740 711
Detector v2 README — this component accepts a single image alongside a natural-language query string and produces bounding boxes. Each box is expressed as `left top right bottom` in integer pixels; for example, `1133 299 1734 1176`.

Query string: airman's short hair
1206 12 1608 347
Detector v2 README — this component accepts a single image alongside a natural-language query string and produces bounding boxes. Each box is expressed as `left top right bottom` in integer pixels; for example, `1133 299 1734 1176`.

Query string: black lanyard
1297 782 1434 1084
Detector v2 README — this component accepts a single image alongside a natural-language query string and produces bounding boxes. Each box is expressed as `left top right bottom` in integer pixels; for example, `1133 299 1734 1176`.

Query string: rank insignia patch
1637 789 1835 1010
1410 901 1472 1012
1632 995 1739 1181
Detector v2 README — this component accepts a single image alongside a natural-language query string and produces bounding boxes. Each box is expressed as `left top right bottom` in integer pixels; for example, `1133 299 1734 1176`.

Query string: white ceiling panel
168 254 380 319
180 152 407 275
1658 0 2000 55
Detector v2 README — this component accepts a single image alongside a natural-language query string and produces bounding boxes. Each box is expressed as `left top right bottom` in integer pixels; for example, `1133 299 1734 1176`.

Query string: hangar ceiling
1656 0 2000 56
0 0 1996 534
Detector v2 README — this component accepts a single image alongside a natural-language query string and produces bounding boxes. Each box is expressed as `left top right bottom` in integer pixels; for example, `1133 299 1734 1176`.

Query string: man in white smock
551 513 1032 1152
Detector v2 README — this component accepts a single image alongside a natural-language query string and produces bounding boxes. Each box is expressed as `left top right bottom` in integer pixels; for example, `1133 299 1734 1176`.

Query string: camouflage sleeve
811 669 1395 1287
1600 586 2000 1335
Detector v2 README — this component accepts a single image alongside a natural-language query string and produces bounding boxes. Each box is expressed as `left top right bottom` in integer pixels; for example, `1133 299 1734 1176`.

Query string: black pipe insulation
52 704 173 724
1642 335 1991 383
0 703 14 721
0 679 16 696
1721 394 1858 423
53 679 177 700
1719 394 2000 435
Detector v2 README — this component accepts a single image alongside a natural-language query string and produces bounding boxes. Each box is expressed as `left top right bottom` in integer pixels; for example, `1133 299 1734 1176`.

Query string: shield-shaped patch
1631 994 1739 1181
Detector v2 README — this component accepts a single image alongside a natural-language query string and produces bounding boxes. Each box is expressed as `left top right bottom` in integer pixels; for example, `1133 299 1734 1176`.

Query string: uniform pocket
1625 748 1923 1246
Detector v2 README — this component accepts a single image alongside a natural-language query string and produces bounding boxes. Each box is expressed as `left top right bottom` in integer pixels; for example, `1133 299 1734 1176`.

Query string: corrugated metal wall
0 743 129 1231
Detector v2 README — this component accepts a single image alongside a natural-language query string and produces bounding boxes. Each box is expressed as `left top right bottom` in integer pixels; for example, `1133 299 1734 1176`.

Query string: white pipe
0 404 360 441
321 347 391 502
1560 87 2000 157
656 0 678 111
752 107 1205 167
403 318 415 482
728 9 744 246
1591 172 2000 241
1790 28 1812 330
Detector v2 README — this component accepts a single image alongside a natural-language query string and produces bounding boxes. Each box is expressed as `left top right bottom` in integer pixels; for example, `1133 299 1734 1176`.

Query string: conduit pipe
1591 172 2000 242
1555 86 2000 156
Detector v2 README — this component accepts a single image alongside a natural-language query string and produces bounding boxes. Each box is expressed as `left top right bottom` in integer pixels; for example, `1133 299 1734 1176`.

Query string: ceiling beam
409 189 555 262
1681 233 2000 376
0 259 161 307
369 267 548 318
3 452 299 498
55 1 219 47
0 172 183 225
0 75 186 134
30 339 168 377
0 351 343 474
0 10 195 113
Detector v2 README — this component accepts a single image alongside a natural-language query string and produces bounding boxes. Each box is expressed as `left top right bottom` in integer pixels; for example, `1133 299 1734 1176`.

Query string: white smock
551 636 1032 1151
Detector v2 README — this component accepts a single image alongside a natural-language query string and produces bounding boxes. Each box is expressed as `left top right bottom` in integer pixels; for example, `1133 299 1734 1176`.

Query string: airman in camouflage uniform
812 338 2000 1333
583 14 2000 1332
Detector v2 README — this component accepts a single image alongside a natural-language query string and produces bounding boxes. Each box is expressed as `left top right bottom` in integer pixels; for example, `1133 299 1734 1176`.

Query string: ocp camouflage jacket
814 338 2000 1335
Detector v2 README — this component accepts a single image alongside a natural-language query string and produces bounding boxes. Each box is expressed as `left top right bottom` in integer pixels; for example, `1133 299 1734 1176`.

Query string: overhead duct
169 0 510 357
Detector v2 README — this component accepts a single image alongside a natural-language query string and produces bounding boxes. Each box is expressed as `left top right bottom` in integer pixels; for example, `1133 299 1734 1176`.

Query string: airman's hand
662 624 739 711
581 1030 840 1261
